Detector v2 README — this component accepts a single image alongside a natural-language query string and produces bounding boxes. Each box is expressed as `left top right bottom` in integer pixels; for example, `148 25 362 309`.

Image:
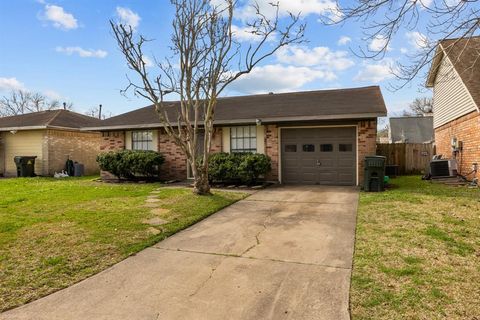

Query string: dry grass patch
0 177 246 311
352 176 480 320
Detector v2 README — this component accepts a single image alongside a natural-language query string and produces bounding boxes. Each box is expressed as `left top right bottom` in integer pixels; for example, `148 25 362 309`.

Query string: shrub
208 152 271 185
96 150 165 180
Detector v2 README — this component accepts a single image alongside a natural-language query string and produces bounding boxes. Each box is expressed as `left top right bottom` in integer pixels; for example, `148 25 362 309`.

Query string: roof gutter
0 125 47 132
82 112 386 131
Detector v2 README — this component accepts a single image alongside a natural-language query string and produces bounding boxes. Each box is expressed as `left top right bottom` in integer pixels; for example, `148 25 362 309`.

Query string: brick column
265 125 279 182
357 119 377 186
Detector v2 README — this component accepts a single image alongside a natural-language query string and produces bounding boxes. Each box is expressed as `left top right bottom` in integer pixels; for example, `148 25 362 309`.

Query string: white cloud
41 4 78 30
354 61 395 82
56 46 108 58
369 35 391 52
337 36 351 46
276 46 354 70
235 0 341 21
43 90 62 100
231 25 274 42
142 55 154 67
406 31 428 49
0 77 26 92
229 64 336 94
116 7 140 31
400 47 408 54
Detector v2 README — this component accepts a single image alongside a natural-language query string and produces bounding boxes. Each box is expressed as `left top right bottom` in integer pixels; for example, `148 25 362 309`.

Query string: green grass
351 176 480 320
0 177 246 311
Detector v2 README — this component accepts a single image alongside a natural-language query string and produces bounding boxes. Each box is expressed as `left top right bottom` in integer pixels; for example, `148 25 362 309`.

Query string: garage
281 127 357 185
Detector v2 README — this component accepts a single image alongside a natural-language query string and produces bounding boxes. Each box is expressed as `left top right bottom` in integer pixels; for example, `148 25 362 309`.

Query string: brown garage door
281 127 356 185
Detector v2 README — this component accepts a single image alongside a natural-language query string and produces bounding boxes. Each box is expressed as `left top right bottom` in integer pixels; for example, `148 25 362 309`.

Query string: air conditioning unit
430 159 458 177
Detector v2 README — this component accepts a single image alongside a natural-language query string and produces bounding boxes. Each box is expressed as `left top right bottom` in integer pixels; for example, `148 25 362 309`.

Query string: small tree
111 0 305 194
0 89 72 117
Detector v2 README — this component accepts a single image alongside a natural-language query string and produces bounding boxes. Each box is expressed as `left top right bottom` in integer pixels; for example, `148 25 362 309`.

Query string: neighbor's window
231 126 256 153
132 130 154 151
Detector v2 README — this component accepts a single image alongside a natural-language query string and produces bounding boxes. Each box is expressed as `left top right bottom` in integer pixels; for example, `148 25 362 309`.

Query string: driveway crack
241 209 274 257
189 265 218 297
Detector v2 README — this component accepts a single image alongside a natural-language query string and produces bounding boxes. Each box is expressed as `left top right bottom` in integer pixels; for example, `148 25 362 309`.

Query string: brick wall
157 130 187 180
357 119 378 186
98 131 125 180
46 129 101 176
435 111 480 179
265 125 279 181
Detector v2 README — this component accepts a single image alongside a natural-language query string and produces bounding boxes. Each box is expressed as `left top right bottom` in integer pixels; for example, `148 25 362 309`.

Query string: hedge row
96 150 165 180
208 152 271 185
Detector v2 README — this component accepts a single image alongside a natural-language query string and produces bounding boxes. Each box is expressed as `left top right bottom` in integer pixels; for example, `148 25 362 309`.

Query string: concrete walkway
1 185 359 320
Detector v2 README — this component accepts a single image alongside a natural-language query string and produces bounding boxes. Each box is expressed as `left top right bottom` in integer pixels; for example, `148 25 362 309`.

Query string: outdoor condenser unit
430 159 458 177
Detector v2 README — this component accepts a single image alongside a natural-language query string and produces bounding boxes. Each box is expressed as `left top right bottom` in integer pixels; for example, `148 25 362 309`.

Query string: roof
389 116 434 143
426 36 480 107
85 86 387 131
0 109 103 132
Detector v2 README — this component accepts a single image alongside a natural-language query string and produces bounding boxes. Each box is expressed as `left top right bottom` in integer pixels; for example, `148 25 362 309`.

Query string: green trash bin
14 156 37 177
364 156 386 192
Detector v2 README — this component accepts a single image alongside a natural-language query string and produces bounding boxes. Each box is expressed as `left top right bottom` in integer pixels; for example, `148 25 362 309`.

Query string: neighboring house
85 86 387 186
389 116 434 143
0 110 102 177
426 36 480 178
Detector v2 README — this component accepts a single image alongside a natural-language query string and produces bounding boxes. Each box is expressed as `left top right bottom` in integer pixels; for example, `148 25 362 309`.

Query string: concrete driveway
1 185 359 320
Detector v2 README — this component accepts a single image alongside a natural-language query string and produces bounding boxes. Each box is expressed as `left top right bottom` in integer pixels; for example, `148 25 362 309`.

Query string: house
389 116 434 143
426 36 480 179
0 110 102 177
84 86 387 186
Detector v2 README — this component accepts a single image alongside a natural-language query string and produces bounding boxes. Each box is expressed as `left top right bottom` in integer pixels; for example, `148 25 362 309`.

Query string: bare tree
111 0 305 194
326 0 480 88
0 89 72 117
403 96 433 116
85 105 114 119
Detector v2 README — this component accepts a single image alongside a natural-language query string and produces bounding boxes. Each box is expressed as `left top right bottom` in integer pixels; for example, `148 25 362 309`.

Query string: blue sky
0 0 432 118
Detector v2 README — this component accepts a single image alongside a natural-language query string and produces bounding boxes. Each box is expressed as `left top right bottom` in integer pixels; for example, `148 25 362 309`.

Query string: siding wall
2 130 45 177
432 54 478 128
0 134 4 176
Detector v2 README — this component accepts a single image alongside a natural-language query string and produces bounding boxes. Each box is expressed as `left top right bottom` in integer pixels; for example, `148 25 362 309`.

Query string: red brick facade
265 125 279 181
99 122 377 185
435 111 480 179
357 119 378 185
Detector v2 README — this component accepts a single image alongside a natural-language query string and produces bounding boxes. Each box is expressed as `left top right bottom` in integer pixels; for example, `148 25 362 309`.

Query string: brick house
426 36 480 179
0 110 102 177
85 86 387 186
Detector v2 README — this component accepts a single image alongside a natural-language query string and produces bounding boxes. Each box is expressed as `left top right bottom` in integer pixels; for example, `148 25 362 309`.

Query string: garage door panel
281 127 356 186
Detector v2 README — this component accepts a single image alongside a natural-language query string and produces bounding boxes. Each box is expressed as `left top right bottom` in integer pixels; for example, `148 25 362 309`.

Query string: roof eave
82 112 386 131
0 125 48 132
426 44 445 87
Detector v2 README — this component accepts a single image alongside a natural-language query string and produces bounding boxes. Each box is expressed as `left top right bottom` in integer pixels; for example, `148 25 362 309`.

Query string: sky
0 0 433 120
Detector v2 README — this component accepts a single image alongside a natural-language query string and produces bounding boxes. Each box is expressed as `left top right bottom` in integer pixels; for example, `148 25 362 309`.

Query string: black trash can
14 156 37 177
364 156 386 192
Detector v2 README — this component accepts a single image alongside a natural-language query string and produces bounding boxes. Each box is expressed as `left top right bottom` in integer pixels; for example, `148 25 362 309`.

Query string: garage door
2 131 44 177
281 127 356 185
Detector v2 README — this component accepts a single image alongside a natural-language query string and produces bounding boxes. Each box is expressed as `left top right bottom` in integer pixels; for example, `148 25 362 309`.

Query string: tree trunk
193 165 210 195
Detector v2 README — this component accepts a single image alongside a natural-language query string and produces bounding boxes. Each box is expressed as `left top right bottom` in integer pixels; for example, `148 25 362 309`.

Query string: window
302 144 315 152
339 144 353 152
231 126 256 153
285 145 297 152
320 144 333 152
132 131 154 151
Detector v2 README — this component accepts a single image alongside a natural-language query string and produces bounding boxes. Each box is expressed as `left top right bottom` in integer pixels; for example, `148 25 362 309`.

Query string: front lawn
352 176 480 319
0 177 246 312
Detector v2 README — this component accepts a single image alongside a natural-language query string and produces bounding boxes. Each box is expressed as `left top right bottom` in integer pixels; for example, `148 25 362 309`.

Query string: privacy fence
376 143 436 175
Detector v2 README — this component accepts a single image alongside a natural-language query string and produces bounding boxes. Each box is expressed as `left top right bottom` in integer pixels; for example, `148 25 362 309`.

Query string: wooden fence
376 143 435 175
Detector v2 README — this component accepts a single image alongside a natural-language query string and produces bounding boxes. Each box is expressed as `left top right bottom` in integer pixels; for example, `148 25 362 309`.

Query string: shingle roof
0 109 103 131
85 86 387 130
389 116 434 143
426 36 480 108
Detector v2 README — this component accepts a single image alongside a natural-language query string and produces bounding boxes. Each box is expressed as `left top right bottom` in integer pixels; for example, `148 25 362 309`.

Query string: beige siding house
0 110 102 177
426 36 480 179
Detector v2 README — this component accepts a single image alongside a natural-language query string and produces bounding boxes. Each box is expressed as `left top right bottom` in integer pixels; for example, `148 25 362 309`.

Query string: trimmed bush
96 150 165 180
208 152 271 185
